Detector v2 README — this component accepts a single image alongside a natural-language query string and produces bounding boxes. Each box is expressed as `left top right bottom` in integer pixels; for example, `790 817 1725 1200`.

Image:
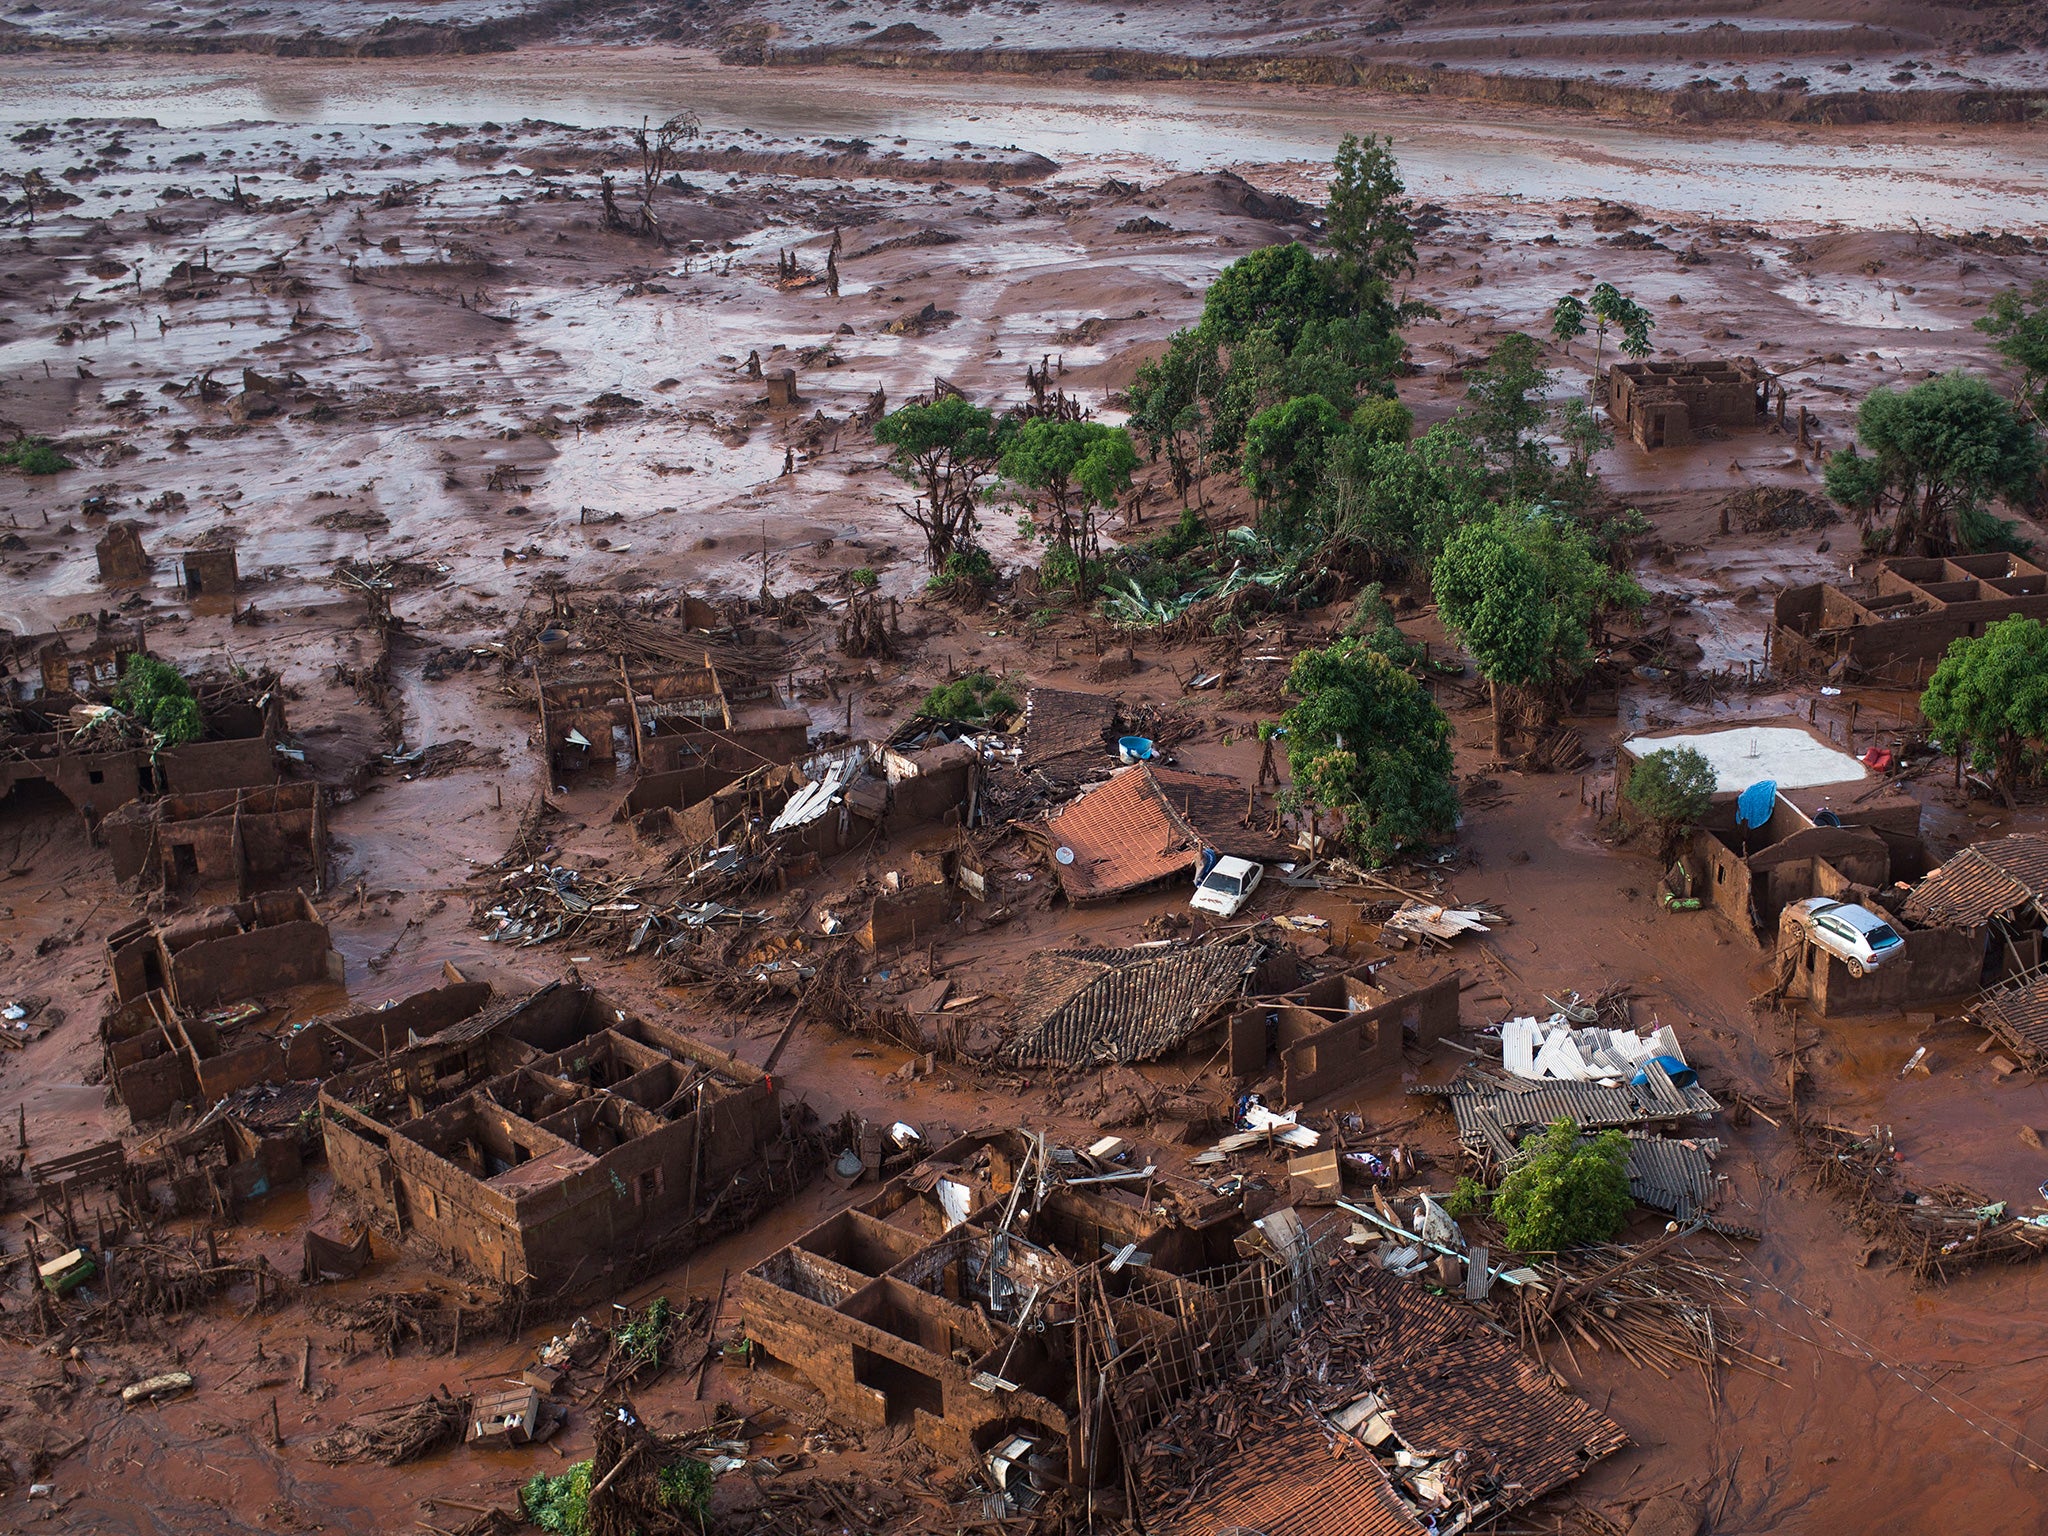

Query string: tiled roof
1163 1417 1425 1536
1903 834 2048 928
996 939 1260 1067
1041 764 1199 901
1020 687 1119 772
1150 763 1296 862
1337 1264 1629 1505
1977 966 2048 1069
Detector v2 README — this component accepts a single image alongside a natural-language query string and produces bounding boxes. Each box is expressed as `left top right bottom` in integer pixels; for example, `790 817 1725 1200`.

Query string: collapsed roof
996 936 1264 1067
1903 834 2048 929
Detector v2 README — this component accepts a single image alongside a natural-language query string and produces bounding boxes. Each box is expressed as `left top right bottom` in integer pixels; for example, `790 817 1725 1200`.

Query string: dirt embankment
732 43 2047 127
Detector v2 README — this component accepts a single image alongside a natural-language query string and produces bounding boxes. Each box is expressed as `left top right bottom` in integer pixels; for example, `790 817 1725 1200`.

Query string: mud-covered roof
1040 763 1199 900
1018 687 1118 774
996 937 1261 1067
1903 834 2048 928
1161 1415 1424 1536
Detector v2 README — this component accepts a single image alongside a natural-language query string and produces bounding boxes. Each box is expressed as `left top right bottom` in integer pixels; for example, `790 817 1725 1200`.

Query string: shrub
114 654 204 748
1490 1119 1634 1253
848 567 879 589
0 437 73 475
927 546 997 592
522 1462 593 1535
1623 745 1716 829
657 1458 714 1517
921 672 1018 723
1443 1175 1490 1219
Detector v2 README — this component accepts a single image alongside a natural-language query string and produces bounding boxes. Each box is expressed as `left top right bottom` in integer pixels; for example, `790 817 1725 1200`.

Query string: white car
1192 856 1264 918
1790 897 1905 977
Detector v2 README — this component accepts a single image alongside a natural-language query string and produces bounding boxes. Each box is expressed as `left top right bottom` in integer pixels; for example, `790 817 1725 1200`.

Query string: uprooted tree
873 395 1004 571
1920 614 2048 795
1280 640 1458 865
1822 371 2041 555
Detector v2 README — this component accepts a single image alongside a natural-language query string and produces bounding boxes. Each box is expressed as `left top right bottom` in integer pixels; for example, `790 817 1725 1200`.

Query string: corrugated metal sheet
996 939 1260 1066
1164 1417 1425 1536
1624 1134 1724 1219
1903 834 2048 927
1434 1076 1721 1154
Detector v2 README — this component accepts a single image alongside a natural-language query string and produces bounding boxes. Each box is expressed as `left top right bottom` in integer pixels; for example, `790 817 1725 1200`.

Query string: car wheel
1847 958 1865 979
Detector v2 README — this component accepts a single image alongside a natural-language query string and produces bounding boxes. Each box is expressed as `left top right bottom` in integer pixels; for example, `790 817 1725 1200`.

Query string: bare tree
626 112 699 240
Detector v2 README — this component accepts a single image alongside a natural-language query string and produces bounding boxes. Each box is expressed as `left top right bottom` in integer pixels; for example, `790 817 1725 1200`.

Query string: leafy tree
1975 280 2048 424
1323 133 1421 320
999 418 1139 598
1350 395 1413 449
1463 332 1556 493
1587 282 1654 375
1624 746 1717 856
1280 641 1458 864
1822 372 2040 554
1198 240 1347 352
1491 1119 1634 1253
921 672 1019 723
1434 508 1641 750
1320 421 1491 570
1242 393 1344 533
872 396 1003 570
1127 331 1213 507
1920 615 2048 791
114 654 204 749
1550 293 1587 355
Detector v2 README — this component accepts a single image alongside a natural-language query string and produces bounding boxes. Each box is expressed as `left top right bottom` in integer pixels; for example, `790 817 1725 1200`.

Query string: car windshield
1204 873 1241 895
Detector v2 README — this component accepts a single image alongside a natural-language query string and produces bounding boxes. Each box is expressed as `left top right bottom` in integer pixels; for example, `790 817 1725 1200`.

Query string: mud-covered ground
3 37 2048 1536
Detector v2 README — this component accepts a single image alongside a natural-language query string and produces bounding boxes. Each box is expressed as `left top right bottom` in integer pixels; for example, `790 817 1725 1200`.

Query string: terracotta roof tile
996 938 1262 1066
1020 687 1119 772
1904 834 2048 928
1042 764 1198 900
1165 1417 1424 1536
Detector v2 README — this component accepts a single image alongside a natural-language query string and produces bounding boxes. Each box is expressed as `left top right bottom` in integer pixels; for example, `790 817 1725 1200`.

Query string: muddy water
3 50 2046 233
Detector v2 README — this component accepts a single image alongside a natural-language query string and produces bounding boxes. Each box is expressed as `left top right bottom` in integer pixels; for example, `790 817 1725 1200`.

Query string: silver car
1790 897 1905 978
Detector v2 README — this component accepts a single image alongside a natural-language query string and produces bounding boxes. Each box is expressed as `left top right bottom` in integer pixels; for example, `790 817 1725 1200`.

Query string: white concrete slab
1624 725 1867 794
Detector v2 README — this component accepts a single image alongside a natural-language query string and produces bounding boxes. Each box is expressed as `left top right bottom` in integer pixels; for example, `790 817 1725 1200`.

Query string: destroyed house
107 891 343 1014
1772 554 2048 685
0 622 143 704
0 661 286 823
319 982 793 1289
1605 357 1778 450
537 659 808 783
102 967 493 1124
995 936 1269 1068
1229 970 1462 1103
102 781 327 896
1620 721 1925 942
742 1131 1319 1495
1037 763 1293 904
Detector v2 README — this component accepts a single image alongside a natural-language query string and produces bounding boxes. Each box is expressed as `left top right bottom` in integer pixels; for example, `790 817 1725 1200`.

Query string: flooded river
2 47 2045 232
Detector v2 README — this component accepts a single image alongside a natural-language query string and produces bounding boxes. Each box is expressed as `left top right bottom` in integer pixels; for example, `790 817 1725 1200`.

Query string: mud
1 15 2048 1536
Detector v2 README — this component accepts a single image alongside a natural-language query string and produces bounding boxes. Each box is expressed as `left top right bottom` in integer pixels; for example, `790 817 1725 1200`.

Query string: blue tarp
1736 779 1777 829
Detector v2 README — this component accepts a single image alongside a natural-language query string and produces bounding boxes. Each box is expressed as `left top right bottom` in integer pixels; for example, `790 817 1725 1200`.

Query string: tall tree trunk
1490 679 1507 754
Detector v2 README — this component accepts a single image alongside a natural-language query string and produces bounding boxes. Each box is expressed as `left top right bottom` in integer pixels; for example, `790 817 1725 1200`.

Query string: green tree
1975 280 2048 425
1280 641 1458 864
1623 745 1717 856
1491 1119 1634 1253
999 419 1139 598
1587 282 1654 377
872 396 1003 570
1198 240 1346 351
114 654 204 749
1323 133 1421 319
1242 393 1344 534
1463 332 1555 493
1350 395 1414 449
1551 293 1587 355
1920 615 2048 791
1127 331 1213 507
1822 372 2040 554
1320 420 1490 570
1434 508 1641 750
